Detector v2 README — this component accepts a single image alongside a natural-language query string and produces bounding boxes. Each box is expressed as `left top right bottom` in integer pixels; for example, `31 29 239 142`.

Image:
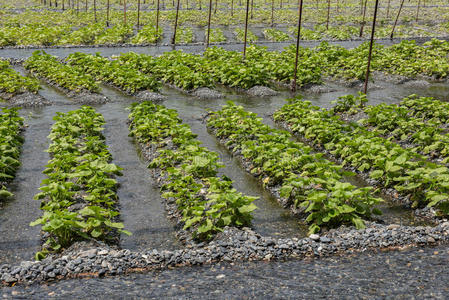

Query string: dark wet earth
1 244 448 299
1 45 449 297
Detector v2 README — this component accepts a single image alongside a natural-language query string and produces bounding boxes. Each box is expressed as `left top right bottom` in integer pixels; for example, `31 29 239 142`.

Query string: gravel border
1 221 448 286
0 91 51 107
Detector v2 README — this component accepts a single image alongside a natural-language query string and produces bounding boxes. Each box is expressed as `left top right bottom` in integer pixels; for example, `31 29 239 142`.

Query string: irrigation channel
0 47 449 294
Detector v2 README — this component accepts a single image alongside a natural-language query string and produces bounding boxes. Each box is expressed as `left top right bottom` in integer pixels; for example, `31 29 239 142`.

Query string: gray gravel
403 80 432 88
0 91 51 107
135 91 167 102
191 87 223 100
246 86 278 97
2 244 449 298
1 221 449 286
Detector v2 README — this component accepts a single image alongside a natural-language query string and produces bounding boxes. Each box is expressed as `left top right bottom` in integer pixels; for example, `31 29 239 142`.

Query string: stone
309 234 320 241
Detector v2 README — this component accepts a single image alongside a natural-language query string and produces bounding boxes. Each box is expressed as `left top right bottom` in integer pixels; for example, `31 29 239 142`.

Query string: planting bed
0 4 448 291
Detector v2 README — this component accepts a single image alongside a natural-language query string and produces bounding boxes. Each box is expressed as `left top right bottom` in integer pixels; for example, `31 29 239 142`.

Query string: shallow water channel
0 61 447 266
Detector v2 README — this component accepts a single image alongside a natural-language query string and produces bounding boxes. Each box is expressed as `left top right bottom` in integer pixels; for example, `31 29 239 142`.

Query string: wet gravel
2 243 449 298
0 92 51 107
191 87 223 100
246 86 278 97
1 221 448 286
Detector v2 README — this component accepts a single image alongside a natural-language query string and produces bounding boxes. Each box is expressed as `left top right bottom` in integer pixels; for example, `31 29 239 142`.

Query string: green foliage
0 107 24 200
24 51 100 93
131 25 163 44
263 29 290 42
274 96 449 217
234 28 258 42
129 102 256 240
174 26 194 44
58 23 106 45
205 28 227 43
0 60 40 95
94 24 133 44
66 52 160 94
207 102 381 234
30 107 128 258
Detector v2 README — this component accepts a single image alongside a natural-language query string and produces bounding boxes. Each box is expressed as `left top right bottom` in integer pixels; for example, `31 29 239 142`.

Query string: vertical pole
206 0 212 47
156 0 160 39
77 0 79 14
214 0 217 13
416 0 421 21
231 0 233 16
137 0 141 29
386 0 390 18
250 0 254 19
62 0 65 10
359 0 368 37
94 0 97 22
271 0 274 27
124 0 127 25
243 0 250 59
390 0 405 39
363 0 379 94
291 0 303 92
106 0 110 26
172 0 180 44
326 0 330 30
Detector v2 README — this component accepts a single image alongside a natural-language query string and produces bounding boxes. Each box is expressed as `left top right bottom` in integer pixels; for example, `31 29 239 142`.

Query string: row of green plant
5 2 447 29
334 94 449 164
65 52 160 94
0 60 40 95
234 28 258 42
205 28 227 43
321 38 449 80
119 51 213 91
263 28 290 42
23 51 100 93
94 24 134 44
400 95 449 124
128 101 256 240
207 102 382 234
175 26 195 44
273 96 449 216
130 24 163 44
31 38 447 96
0 107 24 200
30 106 128 259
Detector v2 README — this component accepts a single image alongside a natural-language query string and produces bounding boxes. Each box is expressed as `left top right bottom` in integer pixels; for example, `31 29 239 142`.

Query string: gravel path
2 244 448 299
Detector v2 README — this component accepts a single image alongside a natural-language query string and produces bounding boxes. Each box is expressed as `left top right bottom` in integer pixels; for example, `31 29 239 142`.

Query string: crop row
30 107 128 259
0 60 40 96
128 101 257 240
24 51 100 93
66 52 160 94
333 94 449 164
400 95 449 124
273 97 449 216
91 39 449 93
0 108 24 200
206 102 381 234
117 46 321 90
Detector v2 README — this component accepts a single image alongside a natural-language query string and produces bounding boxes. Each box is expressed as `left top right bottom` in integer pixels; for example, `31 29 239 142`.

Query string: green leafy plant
31 106 129 259
0 107 24 200
24 51 100 93
129 101 256 240
207 102 381 234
